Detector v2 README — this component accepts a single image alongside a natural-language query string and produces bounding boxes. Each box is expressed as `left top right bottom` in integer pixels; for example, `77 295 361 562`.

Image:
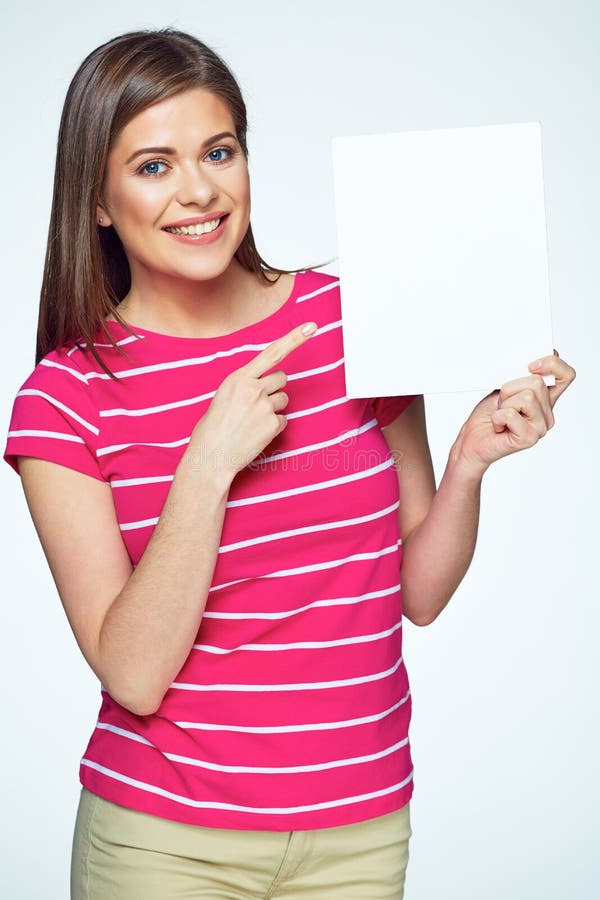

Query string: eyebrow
125 131 238 165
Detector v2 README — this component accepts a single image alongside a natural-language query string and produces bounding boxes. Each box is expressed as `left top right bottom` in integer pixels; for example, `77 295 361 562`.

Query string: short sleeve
3 349 105 482
372 394 418 428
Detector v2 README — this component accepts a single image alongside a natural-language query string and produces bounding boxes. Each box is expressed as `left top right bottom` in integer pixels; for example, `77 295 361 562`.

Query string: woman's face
97 87 251 289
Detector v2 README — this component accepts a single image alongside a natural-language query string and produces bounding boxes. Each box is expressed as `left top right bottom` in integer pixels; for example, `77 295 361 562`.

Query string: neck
115 258 265 337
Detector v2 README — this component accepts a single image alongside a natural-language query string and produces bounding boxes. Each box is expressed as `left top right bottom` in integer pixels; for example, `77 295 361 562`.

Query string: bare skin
105 265 297 340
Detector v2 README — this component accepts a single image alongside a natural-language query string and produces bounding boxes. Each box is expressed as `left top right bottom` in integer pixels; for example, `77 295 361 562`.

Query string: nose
175 161 219 207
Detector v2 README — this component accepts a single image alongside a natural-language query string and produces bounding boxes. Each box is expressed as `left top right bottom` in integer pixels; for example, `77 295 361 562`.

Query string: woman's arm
19 453 233 716
383 351 576 626
395 438 483 627
381 396 483 626
17 322 316 716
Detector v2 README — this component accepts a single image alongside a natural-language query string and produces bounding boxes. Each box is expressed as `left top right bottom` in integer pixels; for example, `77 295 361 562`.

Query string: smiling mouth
164 216 226 236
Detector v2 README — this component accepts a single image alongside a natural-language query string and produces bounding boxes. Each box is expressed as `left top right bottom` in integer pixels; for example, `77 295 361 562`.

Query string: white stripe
99 356 347 418
104 390 348 440
101 386 215 418
296 279 340 302
117 457 396 530
249 417 377 467
203 583 401 621
98 436 190 459
114 474 173 489
92 319 343 388
15 389 99 435
92 343 284 385
225 457 395 508
284 394 348 421
170 653 403 692
217 500 399 555
119 516 160 532
103 416 377 478
68 333 141 355
308 318 341 339
173 689 411 733
101 417 367 468
284 355 344 383
99 379 346 422
208 542 398 595
39 358 89 383
80 758 413 814
92 334 143 348
193 620 402 654
7 429 86 446
92 724 408 774
87 319 342 380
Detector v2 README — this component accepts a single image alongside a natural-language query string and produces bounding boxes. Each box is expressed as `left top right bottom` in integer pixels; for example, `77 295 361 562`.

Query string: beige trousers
71 787 411 898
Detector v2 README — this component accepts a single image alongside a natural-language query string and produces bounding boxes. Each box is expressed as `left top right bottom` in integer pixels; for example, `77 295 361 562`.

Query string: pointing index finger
245 322 318 379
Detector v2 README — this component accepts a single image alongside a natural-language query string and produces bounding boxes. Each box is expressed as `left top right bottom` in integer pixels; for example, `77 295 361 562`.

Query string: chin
174 260 235 282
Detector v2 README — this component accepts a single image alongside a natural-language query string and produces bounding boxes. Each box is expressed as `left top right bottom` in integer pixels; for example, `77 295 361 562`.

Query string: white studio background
0 1 597 898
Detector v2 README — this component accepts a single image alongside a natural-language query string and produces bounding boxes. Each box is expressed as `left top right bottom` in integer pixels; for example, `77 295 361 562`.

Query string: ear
96 201 112 228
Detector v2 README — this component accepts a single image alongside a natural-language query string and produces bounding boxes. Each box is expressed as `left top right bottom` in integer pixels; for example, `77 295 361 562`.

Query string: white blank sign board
331 122 555 397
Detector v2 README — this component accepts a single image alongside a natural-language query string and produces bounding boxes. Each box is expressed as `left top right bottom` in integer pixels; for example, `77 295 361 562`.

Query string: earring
98 216 104 224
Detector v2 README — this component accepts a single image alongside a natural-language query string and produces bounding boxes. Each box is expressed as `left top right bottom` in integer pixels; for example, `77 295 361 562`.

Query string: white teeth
166 218 222 236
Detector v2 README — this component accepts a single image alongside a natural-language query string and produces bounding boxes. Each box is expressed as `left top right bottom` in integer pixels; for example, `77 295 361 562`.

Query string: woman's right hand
188 321 318 480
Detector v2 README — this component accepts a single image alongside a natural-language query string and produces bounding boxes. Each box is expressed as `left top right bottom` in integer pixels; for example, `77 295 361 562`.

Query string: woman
3 27 575 899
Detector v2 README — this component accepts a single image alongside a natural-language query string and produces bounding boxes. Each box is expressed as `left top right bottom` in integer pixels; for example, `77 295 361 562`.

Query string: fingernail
302 322 317 335
528 359 542 370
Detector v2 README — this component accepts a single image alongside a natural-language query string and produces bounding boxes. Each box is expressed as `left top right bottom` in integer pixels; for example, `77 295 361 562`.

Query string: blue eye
139 160 168 176
206 147 233 164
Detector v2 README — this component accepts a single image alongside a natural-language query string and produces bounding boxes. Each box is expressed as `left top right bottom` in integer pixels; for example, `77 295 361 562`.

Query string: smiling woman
2 22 576 900
4 26 420 900
38 29 323 376
97 88 256 336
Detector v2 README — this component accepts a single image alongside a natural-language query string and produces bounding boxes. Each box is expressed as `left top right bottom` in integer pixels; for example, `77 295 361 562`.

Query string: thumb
490 409 508 434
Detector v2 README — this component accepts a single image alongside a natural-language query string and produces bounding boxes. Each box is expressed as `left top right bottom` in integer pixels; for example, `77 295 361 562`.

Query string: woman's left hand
452 349 577 478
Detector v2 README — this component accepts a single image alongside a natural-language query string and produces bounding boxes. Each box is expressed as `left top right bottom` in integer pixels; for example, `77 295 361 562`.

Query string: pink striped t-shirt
4 268 417 831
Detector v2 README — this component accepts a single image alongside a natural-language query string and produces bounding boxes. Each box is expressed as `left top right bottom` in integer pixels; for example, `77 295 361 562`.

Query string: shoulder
294 268 341 315
4 343 103 480
8 341 97 431
296 267 340 292
14 343 89 396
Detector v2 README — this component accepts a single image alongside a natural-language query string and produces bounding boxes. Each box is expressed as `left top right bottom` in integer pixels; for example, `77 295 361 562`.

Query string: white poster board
331 121 555 396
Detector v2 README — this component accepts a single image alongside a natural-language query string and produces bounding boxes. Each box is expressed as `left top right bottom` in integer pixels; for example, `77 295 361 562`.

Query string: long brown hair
38 28 331 379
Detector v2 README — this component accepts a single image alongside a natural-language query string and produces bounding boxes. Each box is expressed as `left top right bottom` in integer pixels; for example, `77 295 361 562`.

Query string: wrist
179 441 236 494
447 434 488 486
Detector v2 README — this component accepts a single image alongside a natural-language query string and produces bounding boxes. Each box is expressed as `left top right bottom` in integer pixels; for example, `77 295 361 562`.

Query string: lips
162 214 229 244
162 212 229 229
165 219 222 236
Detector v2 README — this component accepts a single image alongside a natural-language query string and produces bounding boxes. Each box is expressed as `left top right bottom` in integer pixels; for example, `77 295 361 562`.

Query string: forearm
97 447 233 715
401 442 485 626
